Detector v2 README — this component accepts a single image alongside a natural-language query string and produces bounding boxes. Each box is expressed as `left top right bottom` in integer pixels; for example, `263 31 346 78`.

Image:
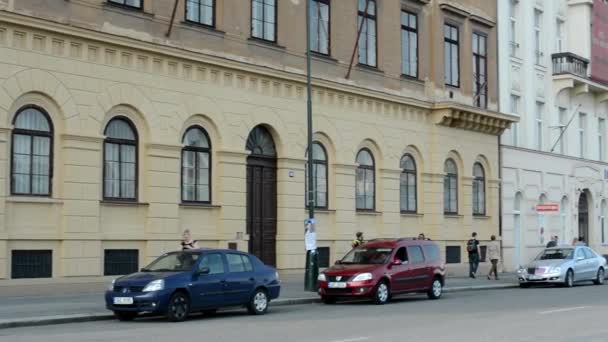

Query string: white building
498 0 608 270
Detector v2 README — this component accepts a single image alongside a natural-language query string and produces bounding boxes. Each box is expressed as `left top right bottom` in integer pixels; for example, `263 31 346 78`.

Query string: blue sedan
105 249 281 322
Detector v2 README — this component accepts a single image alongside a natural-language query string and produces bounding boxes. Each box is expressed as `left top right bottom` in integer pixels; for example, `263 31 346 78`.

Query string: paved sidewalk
0 271 518 328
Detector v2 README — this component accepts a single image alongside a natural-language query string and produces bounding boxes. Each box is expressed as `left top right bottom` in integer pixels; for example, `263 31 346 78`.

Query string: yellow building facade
0 0 515 278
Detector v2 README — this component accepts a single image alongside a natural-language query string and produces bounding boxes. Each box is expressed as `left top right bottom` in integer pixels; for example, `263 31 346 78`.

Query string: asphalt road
2 284 608 342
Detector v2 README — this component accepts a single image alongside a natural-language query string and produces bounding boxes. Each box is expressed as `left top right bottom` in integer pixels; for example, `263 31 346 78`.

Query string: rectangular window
579 112 587 158
251 0 277 42
408 246 425 264
310 0 330 55
104 250 139 276
358 0 377 67
11 250 52 279
599 118 606 161
445 246 461 264
510 95 520 146
401 10 418 78
444 24 459 87
535 102 544 150
556 19 564 52
472 33 487 108
558 107 568 154
186 0 215 27
509 0 518 57
108 0 142 9
534 9 543 65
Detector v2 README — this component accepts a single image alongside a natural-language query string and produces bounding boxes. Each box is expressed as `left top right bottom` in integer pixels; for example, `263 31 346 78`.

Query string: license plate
113 297 134 305
328 282 347 289
528 275 538 280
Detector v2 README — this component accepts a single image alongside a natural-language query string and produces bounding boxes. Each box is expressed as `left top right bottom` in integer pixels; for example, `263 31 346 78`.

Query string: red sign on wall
536 204 560 212
592 0 608 84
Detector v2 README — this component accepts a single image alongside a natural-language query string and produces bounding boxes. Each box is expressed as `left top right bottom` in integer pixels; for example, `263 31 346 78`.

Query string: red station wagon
317 238 446 304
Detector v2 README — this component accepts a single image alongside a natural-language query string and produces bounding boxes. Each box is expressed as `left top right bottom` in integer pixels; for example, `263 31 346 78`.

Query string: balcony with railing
552 52 589 79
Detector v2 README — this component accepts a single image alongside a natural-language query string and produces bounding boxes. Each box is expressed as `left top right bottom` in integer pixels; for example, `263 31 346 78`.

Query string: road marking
329 338 370 342
538 306 588 315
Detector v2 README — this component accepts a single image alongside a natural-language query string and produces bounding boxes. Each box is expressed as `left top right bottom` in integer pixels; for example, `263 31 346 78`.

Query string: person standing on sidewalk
467 232 480 279
487 235 500 280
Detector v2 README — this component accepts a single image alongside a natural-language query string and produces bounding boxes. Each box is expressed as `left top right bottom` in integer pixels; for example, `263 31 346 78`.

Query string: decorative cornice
432 102 518 135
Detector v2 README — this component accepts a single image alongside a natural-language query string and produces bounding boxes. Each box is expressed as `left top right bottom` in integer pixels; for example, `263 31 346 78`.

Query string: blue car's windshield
341 247 393 265
142 252 200 272
536 248 574 260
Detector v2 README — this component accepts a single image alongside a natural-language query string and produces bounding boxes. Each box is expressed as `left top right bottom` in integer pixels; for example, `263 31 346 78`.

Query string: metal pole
304 0 318 292
550 104 581 153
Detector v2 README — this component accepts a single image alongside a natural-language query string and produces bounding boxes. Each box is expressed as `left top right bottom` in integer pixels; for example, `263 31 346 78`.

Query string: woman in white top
487 235 500 280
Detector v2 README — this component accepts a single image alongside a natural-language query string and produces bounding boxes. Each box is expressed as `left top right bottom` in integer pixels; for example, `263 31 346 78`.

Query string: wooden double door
246 156 277 267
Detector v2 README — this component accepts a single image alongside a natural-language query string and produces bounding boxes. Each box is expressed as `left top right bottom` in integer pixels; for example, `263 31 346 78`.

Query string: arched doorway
245 126 277 266
513 192 523 268
578 192 589 244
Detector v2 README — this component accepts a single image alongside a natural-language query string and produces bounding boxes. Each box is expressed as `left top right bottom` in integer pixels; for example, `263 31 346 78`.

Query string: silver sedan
517 246 607 288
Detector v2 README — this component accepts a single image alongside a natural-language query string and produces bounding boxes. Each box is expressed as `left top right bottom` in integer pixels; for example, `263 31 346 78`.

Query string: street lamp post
304 0 319 292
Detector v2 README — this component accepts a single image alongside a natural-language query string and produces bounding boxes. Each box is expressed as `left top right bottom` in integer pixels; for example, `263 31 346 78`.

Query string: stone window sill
356 210 382 216
5 196 63 204
179 203 221 209
100 200 149 207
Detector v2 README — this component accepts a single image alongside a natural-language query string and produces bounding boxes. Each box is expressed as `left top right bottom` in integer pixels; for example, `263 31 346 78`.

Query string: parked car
517 245 606 288
317 238 446 304
105 249 280 322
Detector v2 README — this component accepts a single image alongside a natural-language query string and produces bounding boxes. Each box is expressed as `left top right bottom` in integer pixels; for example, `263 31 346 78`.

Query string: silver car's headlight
551 266 562 274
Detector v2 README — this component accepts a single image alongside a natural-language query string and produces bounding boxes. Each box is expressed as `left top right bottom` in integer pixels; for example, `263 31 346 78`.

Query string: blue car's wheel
167 292 190 322
247 289 269 315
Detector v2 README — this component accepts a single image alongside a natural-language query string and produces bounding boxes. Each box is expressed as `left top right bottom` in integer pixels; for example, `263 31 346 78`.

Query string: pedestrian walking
467 232 480 279
180 229 199 250
351 232 364 248
487 235 500 280
546 235 557 248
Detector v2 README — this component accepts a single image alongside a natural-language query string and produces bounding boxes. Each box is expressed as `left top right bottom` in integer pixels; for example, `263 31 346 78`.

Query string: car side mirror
198 267 210 275
392 260 402 266
334 260 342 265
576 256 585 262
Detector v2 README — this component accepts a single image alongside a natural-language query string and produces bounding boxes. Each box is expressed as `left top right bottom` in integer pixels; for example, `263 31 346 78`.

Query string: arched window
472 163 485 215
356 149 375 210
305 142 328 209
11 106 53 195
400 154 417 213
182 126 211 203
103 117 137 200
444 159 458 214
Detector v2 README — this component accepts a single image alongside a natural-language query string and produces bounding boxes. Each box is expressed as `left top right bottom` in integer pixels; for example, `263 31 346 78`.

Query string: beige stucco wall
0 0 509 278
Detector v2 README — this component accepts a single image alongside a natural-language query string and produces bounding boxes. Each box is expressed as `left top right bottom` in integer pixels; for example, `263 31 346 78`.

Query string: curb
0 284 518 330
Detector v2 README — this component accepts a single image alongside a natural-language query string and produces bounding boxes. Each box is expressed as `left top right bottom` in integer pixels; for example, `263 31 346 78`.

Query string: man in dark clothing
546 235 557 248
467 232 480 279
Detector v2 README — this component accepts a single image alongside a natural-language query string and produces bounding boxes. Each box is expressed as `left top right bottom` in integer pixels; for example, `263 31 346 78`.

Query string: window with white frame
535 102 544 150
534 9 543 65
556 19 564 52
509 0 518 57
510 95 520 146
310 0 330 55
579 112 587 158
558 107 568 154
358 0 377 67
599 118 606 161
